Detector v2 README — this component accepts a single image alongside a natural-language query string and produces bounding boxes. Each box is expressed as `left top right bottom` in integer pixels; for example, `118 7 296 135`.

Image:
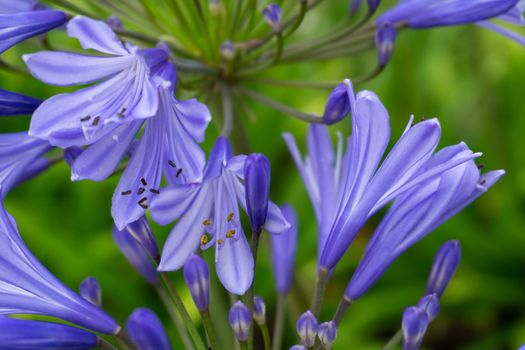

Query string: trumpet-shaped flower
0 198 119 334
0 3 66 54
284 86 481 271
151 137 289 295
345 150 504 300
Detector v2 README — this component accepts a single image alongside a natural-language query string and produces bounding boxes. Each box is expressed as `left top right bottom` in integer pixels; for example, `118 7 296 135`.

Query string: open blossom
0 2 66 54
150 137 290 295
0 198 118 334
345 150 504 300
24 16 211 229
284 84 480 271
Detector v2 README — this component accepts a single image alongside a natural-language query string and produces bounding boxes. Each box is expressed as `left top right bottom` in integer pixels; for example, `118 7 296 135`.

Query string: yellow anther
226 229 236 238
227 212 234 222
202 219 211 226
200 234 209 246
217 239 224 245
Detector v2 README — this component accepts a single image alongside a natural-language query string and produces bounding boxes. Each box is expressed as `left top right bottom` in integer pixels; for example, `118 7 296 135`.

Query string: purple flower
244 153 271 234
417 294 440 322
0 89 41 116
0 4 66 54
322 79 354 125
290 346 307 350
270 204 298 294
375 23 397 66
367 0 381 12
126 308 172 350
253 296 266 325
402 306 429 350
318 321 337 349
0 200 118 334
183 254 210 312
229 301 252 342
262 4 282 31
296 311 318 347
150 137 289 295
345 151 504 300
0 317 98 350
0 132 52 197
425 240 461 297
377 0 518 29
284 85 481 271
79 277 102 307
113 217 159 284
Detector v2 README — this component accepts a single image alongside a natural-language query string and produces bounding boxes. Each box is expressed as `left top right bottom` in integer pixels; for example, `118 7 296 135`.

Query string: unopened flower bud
126 308 171 350
112 217 158 284
426 240 461 297
367 0 381 13
296 311 318 347
253 296 266 325
229 301 252 342
417 294 440 322
290 346 307 350
79 277 102 307
402 306 429 350
244 153 271 234
322 79 354 125
318 321 337 349
221 41 236 61
262 3 282 32
183 254 210 312
375 23 396 67
107 15 122 29
271 204 298 294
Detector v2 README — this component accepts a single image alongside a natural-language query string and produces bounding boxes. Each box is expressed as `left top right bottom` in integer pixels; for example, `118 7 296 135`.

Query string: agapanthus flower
0 198 118 334
79 276 102 307
402 306 429 350
0 89 41 116
425 240 461 297
270 204 298 294
284 85 480 271
151 137 289 295
0 1 66 54
126 308 172 350
345 152 504 300
24 16 211 229
0 317 98 350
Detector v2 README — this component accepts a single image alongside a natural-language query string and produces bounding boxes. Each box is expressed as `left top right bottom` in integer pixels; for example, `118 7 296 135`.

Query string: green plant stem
240 341 249 350
272 293 286 350
273 33 284 64
332 297 353 326
243 231 261 350
382 329 403 350
201 310 219 350
159 272 207 350
245 78 339 90
311 268 329 317
220 83 234 136
98 338 119 350
284 0 307 38
259 323 272 350
156 287 195 350
115 329 137 350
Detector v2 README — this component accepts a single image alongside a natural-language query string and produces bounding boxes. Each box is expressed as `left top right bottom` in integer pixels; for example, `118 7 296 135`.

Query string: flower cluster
0 0 518 349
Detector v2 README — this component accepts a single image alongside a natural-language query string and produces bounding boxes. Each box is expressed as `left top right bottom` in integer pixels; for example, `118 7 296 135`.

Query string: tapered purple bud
244 153 271 234
63 146 83 167
271 204 298 293
0 89 41 116
107 15 122 29
253 296 266 325
183 254 210 312
229 301 252 342
318 321 337 349
221 41 236 60
79 277 102 307
425 240 461 297
112 217 158 284
375 23 396 66
290 346 307 350
367 0 381 12
402 306 429 350
349 0 362 16
322 79 354 125
126 308 172 350
417 294 440 322
262 3 282 31
296 311 319 347
0 317 98 350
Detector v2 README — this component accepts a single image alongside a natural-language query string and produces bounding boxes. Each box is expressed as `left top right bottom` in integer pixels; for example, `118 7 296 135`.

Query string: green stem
159 272 207 350
244 78 339 90
273 33 284 64
310 268 329 318
115 329 137 350
243 231 261 350
259 323 272 350
240 341 249 350
201 310 219 350
220 83 234 137
332 297 352 326
382 329 403 350
98 337 119 350
284 0 307 38
272 293 286 350
156 287 195 350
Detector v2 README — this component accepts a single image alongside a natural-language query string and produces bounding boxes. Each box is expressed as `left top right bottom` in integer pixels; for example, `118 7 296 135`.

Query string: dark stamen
480 179 487 185
138 187 145 195
117 107 127 119
141 177 147 186
150 189 160 194
80 115 91 122
138 197 149 209
478 164 485 170
176 168 183 177
121 190 132 196
92 116 101 126
168 160 176 168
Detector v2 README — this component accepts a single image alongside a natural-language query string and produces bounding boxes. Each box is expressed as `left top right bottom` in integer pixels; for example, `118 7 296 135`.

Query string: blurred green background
1 1 524 349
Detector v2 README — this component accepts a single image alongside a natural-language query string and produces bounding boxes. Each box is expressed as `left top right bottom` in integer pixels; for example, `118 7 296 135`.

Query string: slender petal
0 89 40 116
66 16 128 55
270 204 298 294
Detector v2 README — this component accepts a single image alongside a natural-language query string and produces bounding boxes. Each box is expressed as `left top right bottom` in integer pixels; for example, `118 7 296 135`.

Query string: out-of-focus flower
270 204 298 294
296 311 318 347
253 296 266 325
244 153 271 234
322 79 354 125
183 254 210 312
417 294 440 322
375 23 397 66
151 137 289 295
262 4 282 32
0 89 41 116
79 277 102 307
126 308 172 350
229 301 251 342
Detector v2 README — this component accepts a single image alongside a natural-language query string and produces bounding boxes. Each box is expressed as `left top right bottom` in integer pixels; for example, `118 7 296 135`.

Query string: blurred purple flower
79 277 102 307
151 137 290 295
270 204 298 294
402 306 429 350
126 308 172 350
322 79 354 125
244 153 271 234
0 89 41 116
